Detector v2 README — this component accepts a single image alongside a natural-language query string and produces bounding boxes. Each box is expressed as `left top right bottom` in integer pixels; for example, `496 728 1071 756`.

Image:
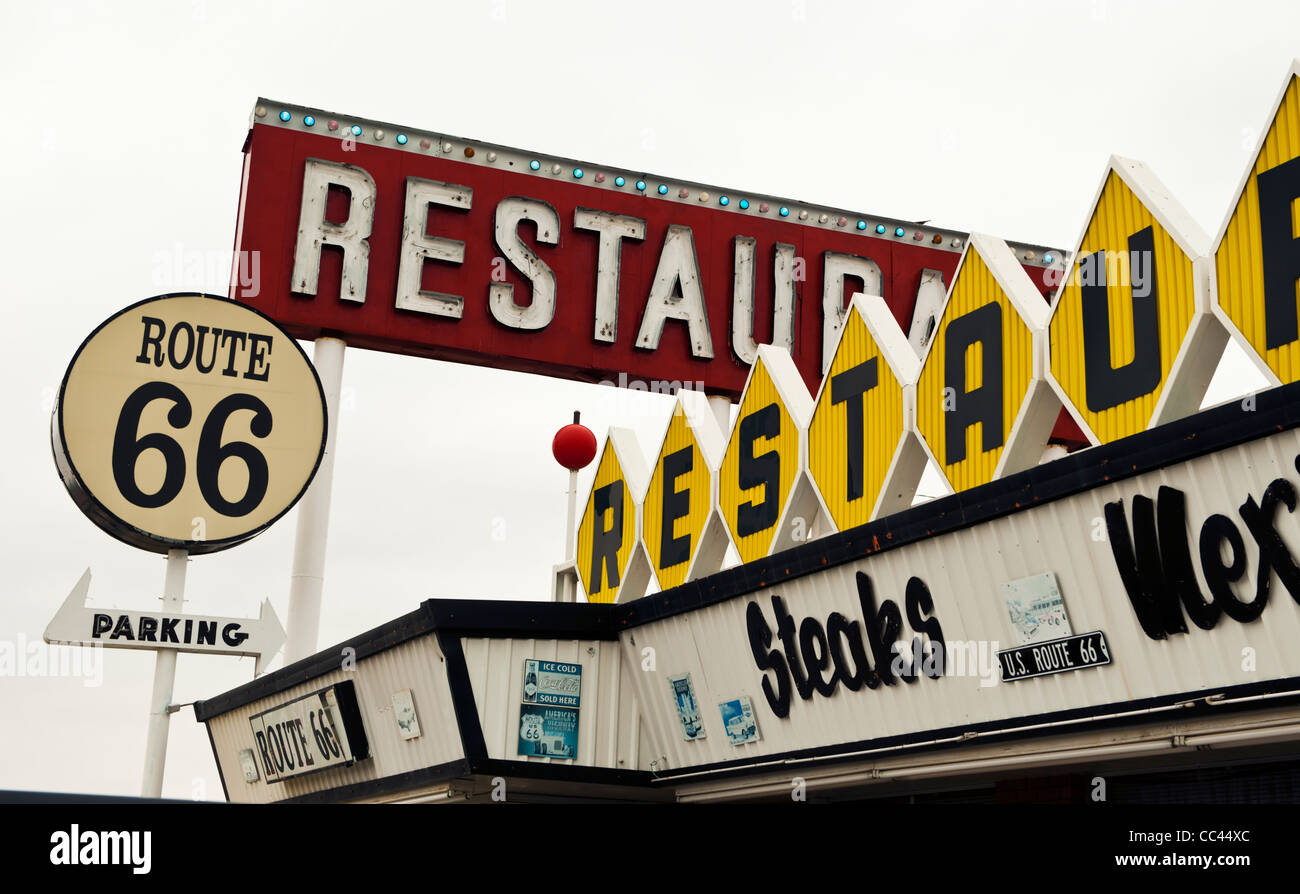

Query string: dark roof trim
425 598 617 640
195 606 435 720
195 600 614 720
471 758 655 789
283 759 473 804
206 721 230 802
280 757 655 803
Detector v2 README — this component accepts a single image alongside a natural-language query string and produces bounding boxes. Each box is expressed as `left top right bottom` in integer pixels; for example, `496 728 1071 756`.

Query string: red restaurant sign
231 100 1062 401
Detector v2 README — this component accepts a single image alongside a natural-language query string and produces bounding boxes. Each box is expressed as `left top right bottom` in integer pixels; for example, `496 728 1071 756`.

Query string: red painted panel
232 120 1063 406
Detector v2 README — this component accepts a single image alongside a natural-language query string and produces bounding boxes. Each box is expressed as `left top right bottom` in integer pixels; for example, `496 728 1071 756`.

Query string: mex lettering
1105 456 1300 639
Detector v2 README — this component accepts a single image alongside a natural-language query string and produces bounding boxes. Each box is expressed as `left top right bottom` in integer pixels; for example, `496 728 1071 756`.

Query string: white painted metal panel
207 635 464 803
620 427 1300 773
459 637 644 771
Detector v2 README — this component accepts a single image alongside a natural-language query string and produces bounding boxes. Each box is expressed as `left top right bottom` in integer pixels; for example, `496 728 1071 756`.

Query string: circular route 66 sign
52 293 327 554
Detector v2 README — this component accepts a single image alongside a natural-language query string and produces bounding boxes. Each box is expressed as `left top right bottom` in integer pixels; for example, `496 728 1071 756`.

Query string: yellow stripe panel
642 406 711 590
1216 74 1300 382
808 309 904 530
1049 169 1196 442
576 440 635 603
720 359 799 564
916 246 1034 493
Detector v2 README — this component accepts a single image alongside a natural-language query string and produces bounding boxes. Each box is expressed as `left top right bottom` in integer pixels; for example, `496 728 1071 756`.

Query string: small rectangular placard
1003 572 1071 645
522 659 582 707
719 696 760 746
392 689 421 741
668 673 706 741
998 631 1111 682
248 680 370 784
518 705 580 759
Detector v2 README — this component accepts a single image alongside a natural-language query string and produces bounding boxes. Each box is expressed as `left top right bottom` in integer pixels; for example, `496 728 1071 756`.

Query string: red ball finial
552 410 597 471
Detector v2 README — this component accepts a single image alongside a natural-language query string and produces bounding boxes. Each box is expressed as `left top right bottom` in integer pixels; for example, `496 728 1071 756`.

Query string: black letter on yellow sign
1259 157 1300 350
737 404 781 536
590 481 624 592
944 303 1003 464
831 358 878 501
660 447 693 569
1081 226 1161 412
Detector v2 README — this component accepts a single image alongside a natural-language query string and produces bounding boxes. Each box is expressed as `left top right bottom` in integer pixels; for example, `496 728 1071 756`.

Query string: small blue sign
669 673 706 741
522 659 582 707
719 696 760 746
518 705 580 759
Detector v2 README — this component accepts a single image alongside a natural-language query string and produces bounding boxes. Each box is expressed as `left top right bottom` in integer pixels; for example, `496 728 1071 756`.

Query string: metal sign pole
550 411 595 603
285 336 346 664
562 468 579 602
140 548 188 798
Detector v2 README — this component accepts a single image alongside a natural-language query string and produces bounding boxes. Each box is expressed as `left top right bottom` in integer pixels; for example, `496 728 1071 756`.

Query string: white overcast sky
0 0 1294 799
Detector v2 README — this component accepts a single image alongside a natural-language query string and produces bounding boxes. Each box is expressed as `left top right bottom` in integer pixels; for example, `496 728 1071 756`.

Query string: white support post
562 468 579 602
141 548 188 799
285 337 346 664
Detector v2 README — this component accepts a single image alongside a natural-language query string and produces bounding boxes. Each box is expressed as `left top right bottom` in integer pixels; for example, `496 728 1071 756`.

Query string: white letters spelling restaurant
55 63 1300 803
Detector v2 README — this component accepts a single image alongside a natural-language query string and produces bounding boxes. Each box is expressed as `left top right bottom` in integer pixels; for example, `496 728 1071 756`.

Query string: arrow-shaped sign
44 569 286 675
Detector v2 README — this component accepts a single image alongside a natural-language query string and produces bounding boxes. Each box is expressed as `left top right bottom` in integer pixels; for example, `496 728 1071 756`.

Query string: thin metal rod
562 467 580 602
141 548 188 798
285 337 346 664
564 468 580 560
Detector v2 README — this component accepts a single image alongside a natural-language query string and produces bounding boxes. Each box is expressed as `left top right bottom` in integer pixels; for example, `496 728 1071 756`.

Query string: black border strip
278 758 656 803
333 679 370 762
424 598 617 640
205 721 230 802
469 758 655 788
437 630 488 762
196 606 436 720
195 600 615 720
281 759 472 804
